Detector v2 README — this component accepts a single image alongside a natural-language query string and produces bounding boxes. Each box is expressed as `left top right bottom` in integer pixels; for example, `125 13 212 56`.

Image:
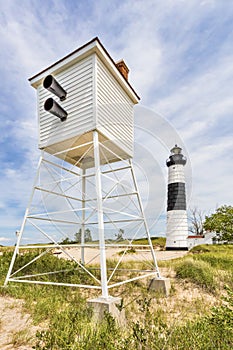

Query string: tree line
59 228 92 245
189 205 233 243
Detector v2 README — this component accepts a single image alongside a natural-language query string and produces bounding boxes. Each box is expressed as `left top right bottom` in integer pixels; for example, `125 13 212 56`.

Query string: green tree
204 205 233 242
60 237 71 245
75 228 92 243
115 228 124 241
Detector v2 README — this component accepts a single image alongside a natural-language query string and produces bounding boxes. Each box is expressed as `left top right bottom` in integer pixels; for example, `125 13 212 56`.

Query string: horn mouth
43 75 53 89
44 98 67 122
44 97 54 111
43 75 67 101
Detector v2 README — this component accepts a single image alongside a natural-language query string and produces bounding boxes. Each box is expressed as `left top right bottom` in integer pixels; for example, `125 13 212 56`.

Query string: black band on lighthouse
167 182 186 211
166 154 186 167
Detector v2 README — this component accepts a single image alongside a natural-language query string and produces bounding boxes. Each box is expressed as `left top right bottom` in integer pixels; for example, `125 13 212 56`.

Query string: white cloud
0 237 11 242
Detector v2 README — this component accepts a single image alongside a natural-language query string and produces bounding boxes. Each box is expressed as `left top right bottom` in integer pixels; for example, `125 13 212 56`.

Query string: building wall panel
96 56 134 158
38 56 95 149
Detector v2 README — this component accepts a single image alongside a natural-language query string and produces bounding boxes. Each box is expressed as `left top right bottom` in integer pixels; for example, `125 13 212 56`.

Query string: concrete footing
148 277 171 296
88 296 126 325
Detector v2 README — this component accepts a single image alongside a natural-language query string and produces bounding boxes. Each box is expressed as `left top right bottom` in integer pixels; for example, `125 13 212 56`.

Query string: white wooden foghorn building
29 37 140 168
5 38 162 302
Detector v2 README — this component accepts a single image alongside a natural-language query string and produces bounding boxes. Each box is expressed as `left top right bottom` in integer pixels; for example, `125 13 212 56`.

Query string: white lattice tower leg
129 159 161 278
4 155 43 286
81 168 86 265
93 131 109 299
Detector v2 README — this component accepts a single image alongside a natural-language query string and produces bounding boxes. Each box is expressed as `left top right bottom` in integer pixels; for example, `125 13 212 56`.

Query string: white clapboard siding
96 56 134 157
38 56 95 149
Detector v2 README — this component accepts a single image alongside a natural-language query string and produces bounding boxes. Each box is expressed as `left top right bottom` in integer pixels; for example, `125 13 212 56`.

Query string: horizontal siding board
97 108 133 142
38 56 93 88
97 87 133 116
39 88 93 114
39 102 93 133
39 73 93 103
97 60 129 99
97 78 131 109
40 112 94 141
97 80 132 114
40 107 94 142
97 79 130 106
39 75 93 102
40 108 91 135
40 56 94 88
97 99 132 124
97 108 132 134
40 103 94 129
97 82 133 117
61 67 93 90
39 88 93 119
40 122 94 146
40 106 93 132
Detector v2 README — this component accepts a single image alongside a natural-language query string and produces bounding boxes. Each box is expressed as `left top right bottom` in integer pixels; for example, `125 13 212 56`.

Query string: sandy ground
0 296 40 350
55 246 188 264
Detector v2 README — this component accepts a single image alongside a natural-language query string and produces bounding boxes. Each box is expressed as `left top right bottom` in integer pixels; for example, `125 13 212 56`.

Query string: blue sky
0 0 232 245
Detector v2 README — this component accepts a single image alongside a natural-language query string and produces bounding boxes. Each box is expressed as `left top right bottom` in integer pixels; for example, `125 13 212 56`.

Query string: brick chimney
116 59 129 81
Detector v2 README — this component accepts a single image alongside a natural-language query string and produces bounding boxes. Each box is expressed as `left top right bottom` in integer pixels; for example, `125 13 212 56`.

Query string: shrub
1 251 96 287
175 258 216 292
118 247 136 255
190 244 212 253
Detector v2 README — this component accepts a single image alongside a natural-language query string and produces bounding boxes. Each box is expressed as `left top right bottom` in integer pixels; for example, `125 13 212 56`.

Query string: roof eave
29 37 140 103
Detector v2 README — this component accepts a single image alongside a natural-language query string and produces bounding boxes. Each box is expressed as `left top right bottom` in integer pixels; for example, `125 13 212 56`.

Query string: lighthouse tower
166 145 188 250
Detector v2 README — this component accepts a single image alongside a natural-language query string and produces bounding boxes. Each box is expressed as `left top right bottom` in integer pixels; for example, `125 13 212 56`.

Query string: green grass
11 329 33 348
175 258 216 292
191 246 233 270
0 245 232 349
159 244 233 291
190 244 233 253
0 250 99 287
133 237 166 248
189 244 233 289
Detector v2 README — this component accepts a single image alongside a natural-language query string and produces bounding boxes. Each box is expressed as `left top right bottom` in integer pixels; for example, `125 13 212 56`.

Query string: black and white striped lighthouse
166 145 188 250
